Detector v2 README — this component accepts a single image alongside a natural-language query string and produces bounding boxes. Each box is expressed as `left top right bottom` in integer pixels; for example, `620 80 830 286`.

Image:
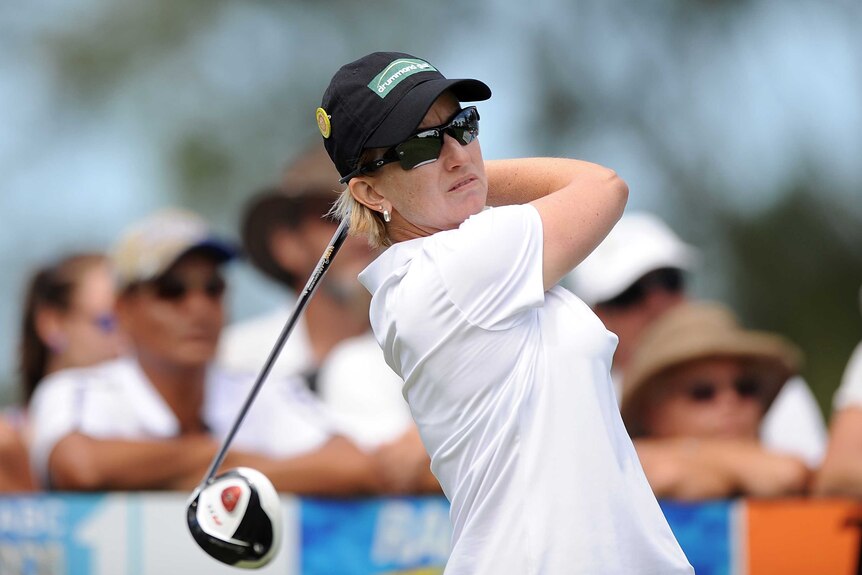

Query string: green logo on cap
368 58 437 99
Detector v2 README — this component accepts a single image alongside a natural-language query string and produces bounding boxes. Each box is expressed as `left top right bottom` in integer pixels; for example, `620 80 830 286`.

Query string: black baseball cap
316 51 491 180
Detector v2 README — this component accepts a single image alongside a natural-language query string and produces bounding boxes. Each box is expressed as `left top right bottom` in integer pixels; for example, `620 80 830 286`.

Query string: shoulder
34 358 137 399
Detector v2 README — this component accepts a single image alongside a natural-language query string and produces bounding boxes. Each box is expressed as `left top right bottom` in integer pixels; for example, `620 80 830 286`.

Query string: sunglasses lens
155 277 186 301
656 268 684 292
205 276 227 298
734 378 761 398
152 274 225 301
688 384 716 402
393 107 479 170
396 135 443 170
448 108 479 145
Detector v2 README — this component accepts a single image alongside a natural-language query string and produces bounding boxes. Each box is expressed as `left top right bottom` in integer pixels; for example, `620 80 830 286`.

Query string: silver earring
382 209 391 223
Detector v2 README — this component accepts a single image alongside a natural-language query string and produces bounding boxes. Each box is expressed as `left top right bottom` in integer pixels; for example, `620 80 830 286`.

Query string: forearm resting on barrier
635 438 810 500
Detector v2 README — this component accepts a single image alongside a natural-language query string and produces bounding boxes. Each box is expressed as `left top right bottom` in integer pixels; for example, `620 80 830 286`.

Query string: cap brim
365 77 491 149
172 239 238 271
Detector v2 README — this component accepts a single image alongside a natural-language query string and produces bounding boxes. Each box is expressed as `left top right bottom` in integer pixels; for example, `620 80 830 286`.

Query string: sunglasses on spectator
340 106 480 183
598 268 684 310
683 377 762 403
148 273 227 302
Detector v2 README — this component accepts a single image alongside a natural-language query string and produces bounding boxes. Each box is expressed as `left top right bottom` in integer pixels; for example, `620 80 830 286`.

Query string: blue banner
301 496 451 575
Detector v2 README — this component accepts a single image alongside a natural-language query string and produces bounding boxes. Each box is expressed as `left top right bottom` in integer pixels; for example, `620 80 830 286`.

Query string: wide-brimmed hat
241 145 343 289
564 212 697 306
620 301 802 436
317 51 491 180
112 208 237 291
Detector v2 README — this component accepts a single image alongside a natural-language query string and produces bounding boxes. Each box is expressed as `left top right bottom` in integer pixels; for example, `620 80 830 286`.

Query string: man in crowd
564 211 827 468
28 209 381 494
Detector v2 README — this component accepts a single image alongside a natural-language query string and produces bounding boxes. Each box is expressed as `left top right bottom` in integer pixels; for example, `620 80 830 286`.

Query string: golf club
187 214 350 568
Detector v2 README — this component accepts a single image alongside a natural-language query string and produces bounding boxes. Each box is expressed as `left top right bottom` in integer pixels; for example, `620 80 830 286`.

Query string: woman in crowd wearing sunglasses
3 253 123 491
319 52 692 574
26 209 391 494
620 301 810 500
19 253 124 404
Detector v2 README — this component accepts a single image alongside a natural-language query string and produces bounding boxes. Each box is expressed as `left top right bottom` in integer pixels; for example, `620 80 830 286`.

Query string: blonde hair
331 189 390 249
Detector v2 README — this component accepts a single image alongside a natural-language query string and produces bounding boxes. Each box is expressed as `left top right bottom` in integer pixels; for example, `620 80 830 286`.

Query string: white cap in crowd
111 208 237 290
564 211 698 306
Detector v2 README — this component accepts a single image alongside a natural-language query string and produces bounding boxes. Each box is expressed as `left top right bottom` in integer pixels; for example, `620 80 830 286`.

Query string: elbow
48 436 103 491
606 169 629 219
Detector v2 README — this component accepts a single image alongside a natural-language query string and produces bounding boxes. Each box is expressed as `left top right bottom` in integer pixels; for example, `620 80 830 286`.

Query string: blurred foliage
722 188 862 416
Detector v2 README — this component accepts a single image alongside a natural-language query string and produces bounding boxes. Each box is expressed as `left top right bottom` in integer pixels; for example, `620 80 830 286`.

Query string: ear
348 177 390 215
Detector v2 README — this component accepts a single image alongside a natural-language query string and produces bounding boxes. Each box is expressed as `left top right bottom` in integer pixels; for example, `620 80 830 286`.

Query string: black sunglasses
340 106 480 183
598 268 684 310
150 274 227 302
685 377 762 403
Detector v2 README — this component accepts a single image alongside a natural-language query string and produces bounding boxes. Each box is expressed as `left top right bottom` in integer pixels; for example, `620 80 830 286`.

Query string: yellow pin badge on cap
316 107 331 139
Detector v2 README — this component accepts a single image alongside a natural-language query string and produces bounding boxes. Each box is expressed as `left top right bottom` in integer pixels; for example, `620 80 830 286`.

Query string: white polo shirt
359 205 692 575
28 357 335 488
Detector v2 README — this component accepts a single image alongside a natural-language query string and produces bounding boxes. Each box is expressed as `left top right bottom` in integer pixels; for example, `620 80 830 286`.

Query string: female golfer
317 51 693 574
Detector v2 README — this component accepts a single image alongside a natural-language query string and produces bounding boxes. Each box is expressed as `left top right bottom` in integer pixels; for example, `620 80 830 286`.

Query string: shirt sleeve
229 374 337 458
428 204 545 330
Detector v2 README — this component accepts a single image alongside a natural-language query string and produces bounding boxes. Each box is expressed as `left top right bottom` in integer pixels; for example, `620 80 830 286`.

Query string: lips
449 175 477 192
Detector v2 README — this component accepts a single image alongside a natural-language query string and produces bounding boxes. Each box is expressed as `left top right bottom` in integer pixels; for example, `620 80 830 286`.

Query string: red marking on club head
221 486 242 513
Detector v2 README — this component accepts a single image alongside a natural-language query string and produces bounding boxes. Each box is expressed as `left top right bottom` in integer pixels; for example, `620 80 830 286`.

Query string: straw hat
620 301 802 436
241 145 343 289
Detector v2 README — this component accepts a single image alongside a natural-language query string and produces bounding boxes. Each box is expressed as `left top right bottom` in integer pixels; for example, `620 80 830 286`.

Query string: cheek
643 398 709 438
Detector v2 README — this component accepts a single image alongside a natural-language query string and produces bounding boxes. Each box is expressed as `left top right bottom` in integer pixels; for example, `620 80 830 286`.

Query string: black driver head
186 467 282 569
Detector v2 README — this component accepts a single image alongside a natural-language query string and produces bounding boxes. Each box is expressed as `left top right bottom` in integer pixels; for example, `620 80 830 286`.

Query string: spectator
620 301 810 499
18 253 124 404
813 285 862 497
27 209 380 494
220 146 433 492
4 253 124 492
218 146 376 388
564 211 827 468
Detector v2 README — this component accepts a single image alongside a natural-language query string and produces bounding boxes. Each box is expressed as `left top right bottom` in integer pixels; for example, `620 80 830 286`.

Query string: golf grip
200 215 351 484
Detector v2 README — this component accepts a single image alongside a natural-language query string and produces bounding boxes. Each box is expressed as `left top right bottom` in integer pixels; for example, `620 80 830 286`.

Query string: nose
440 132 471 170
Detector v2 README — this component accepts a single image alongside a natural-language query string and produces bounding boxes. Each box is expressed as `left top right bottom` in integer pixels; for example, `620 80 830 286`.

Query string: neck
136 353 208 434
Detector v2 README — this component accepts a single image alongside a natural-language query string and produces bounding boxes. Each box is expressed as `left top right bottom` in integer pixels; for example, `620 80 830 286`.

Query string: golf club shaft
201 215 351 484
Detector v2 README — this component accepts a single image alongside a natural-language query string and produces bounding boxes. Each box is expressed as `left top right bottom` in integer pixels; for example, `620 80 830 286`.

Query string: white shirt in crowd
27 357 336 488
760 375 827 468
217 304 314 380
317 333 413 451
834 341 862 410
359 205 692 575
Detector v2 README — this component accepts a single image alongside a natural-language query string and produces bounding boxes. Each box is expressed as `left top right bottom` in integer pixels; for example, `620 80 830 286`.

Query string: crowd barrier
0 493 860 574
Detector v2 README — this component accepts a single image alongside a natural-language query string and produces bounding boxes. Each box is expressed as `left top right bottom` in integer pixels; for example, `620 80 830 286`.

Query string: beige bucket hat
620 301 802 436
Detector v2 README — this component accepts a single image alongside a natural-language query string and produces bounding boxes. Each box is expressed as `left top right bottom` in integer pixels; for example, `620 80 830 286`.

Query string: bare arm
372 427 441 494
0 419 36 492
812 406 862 497
485 158 628 290
635 438 810 500
49 433 221 491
